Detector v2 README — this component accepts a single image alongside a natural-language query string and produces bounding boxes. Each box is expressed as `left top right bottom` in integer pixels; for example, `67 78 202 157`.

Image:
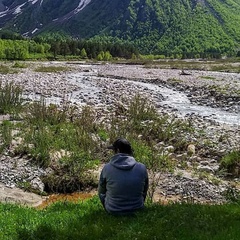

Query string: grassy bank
0 197 240 240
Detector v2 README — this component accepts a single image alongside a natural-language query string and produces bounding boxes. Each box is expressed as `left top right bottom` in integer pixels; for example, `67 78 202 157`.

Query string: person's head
108 138 133 155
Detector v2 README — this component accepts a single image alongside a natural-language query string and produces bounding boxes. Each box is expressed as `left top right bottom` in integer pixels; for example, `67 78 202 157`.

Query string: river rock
30 177 45 192
197 165 214 173
187 144 196 156
0 182 44 206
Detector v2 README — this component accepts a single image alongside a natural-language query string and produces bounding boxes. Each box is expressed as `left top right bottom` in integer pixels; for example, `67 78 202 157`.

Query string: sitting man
98 138 149 215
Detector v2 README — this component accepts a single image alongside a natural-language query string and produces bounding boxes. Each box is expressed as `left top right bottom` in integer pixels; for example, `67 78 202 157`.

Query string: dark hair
108 138 133 155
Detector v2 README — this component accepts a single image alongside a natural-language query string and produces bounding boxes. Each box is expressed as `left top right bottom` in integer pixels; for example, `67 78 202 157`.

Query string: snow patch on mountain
51 0 92 23
0 7 8 18
32 28 39 34
0 0 40 18
14 3 27 15
29 0 39 4
74 0 91 14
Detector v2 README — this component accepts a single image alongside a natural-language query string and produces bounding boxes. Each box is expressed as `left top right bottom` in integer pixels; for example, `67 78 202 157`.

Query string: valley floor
0 60 239 206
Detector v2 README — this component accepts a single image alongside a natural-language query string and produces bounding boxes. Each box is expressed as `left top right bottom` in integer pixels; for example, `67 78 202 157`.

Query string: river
66 72 240 126
23 66 240 126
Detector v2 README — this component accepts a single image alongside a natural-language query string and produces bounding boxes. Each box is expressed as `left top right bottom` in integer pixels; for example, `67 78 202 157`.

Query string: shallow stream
131 81 240 126
68 73 240 126
24 70 240 126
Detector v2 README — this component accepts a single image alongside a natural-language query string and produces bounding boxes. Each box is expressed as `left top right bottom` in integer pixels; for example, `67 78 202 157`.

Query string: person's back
98 138 149 214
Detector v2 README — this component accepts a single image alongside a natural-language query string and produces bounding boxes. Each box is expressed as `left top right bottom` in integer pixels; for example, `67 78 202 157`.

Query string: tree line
46 38 139 59
0 30 239 60
0 32 139 60
0 39 51 60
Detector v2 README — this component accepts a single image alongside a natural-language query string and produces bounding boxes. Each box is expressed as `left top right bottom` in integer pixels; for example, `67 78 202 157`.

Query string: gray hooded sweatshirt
98 153 149 214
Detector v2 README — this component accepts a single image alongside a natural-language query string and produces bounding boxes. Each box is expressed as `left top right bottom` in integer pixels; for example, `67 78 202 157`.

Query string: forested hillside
0 0 240 56
95 0 240 57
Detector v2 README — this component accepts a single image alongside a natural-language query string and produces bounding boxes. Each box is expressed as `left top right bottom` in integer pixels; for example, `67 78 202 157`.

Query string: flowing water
68 73 240 126
131 81 240 126
24 71 240 126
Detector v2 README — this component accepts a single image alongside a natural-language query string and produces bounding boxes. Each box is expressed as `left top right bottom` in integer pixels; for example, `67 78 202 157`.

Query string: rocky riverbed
0 61 239 206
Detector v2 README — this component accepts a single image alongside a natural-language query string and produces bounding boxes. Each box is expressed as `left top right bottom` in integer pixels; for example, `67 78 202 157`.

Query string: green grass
0 81 23 115
199 76 216 80
0 197 240 240
0 120 13 152
210 65 240 73
12 62 28 68
0 64 18 74
220 150 240 177
34 65 70 73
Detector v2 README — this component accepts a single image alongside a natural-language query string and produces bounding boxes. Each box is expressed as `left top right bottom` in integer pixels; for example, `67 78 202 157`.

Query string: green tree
97 51 104 61
0 40 5 59
51 41 60 58
80 48 87 59
104 51 112 61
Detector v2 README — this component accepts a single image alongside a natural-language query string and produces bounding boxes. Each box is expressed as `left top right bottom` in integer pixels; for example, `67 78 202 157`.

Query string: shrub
0 81 23 114
0 120 12 152
42 151 96 193
220 150 240 177
12 62 28 68
107 95 192 151
24 98 70 125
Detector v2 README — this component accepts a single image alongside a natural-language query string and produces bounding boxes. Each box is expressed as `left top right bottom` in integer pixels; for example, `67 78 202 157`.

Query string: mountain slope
0 0 240 55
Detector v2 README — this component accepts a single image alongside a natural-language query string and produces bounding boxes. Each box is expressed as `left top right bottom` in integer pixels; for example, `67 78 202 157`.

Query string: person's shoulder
136 162 147 169
102 162 112 171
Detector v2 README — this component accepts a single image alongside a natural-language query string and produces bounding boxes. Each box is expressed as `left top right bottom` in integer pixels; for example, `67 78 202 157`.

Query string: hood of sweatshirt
110 153 136 170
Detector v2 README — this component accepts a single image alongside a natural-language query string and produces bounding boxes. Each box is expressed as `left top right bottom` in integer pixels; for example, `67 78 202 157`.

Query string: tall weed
107 95 192 150
0 120 12 152
220 150 240 177
24 98 70 125
42 151 94 193
131 139 174 201
0 81 23 115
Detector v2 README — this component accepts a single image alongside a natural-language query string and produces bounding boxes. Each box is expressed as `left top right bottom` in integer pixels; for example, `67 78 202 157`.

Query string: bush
0 81 23 114
220 150 240 177
0 120 12 152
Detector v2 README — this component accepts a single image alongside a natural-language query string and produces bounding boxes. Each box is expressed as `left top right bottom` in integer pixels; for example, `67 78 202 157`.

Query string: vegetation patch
0 64 18 74
199 76 216 80
210 65 240 73
0 84 194 194
0 198 240 240
220 150 240 177
34 65 70 73
12 62 28 68
142 59 240 73
0 81 23 114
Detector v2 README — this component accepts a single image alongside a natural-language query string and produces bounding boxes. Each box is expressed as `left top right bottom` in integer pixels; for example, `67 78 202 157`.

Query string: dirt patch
36 191 96 209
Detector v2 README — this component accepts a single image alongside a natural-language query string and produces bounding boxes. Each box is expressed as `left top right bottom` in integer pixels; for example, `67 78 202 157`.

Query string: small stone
197 165 214 173
187 144 196 156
